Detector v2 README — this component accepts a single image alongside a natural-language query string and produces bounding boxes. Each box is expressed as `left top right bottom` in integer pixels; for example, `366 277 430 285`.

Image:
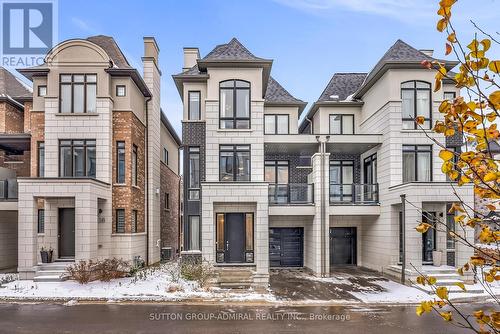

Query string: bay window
60 74 97 113
402 145 432 182
219 80 250 129
401 81 431 129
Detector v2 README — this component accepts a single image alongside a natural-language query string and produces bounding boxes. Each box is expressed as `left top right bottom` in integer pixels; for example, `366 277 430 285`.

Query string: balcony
268 183 314 205
0 178 18 200
330 183 378 205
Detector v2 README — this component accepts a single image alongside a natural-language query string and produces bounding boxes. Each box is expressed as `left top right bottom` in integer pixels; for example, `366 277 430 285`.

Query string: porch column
17 192 37 279
404 198 423 271
253 199 269 286
75 193 99 260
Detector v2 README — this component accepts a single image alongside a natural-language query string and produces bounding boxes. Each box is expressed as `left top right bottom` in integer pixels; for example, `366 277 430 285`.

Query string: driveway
269 267 389 301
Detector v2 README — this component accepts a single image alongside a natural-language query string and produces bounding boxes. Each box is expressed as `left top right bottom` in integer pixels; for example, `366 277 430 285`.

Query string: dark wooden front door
269 228 304 267
225 213 245 263
58 208 75 258
330 227 357 266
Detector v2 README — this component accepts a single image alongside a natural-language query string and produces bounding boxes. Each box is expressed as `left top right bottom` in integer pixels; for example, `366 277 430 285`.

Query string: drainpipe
305 117 313 135
144 96 151 265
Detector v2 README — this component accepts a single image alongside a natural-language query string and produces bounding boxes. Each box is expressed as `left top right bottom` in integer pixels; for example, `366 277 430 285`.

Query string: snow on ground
350 280 430 303
0 264 275 303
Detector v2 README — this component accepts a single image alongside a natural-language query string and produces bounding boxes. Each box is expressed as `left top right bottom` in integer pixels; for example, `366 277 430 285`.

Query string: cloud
272 0 435 21
71 17 98 34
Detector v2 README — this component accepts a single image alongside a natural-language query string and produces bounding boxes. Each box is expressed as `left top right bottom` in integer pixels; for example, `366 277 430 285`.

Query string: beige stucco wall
160 122 179 175
263 106 299 134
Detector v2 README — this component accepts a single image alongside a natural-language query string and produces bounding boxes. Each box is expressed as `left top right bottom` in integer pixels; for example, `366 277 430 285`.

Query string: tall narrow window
330 160 354 202
219 145 250 181
163 148 169 165
165 193 170 210
59 74 97 113
37 209 45 234
116 141 125 184
116 209 125 233
329 114 354 134
446 204 456 249
264 114 289 134
363 154 377 184
401 81 431 129
188 216 200 250
131 210 137 233
402 145 432 182
132 144 138 186
59 140 96 177
188 91 201 120
37 141 45 177
188 147 200 200
219 80 250 129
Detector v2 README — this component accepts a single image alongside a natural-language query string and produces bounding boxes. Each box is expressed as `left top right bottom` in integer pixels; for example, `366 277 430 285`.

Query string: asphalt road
0 302 494 334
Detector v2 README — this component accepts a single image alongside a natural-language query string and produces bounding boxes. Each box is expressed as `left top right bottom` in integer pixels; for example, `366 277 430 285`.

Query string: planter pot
432 250 443 267
40 251 49 263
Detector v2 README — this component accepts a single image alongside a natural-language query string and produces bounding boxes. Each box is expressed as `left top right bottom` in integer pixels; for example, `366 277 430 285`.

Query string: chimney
419 49 434 57
143 37 160 66
183 47 200 72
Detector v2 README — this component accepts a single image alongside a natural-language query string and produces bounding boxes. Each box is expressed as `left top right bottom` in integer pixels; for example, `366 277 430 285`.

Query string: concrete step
33 274 66 282
414 284 484 294
434 279 463 287
218 282 253 289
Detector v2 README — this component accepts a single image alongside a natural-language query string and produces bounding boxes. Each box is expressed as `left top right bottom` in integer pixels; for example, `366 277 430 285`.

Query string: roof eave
105 68 152 98
171 73 210 99
160 110 182 147
298 100 364 132
16 67 49 81
0 96 26 110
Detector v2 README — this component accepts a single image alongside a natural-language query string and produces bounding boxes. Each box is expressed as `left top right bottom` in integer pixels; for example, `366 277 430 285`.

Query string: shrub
65 258 130 284
180 258 214 288
65 260 95 284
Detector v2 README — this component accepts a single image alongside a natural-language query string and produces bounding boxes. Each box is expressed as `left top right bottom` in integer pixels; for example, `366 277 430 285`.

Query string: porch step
215 267 255 289
34 262 73 282
414 283 484 295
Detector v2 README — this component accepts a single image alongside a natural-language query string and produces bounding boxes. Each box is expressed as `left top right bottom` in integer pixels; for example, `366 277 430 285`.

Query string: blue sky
57 0 499 134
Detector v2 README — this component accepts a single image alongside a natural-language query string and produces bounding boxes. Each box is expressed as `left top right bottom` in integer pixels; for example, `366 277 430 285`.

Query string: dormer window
219 80 250 129
401 81 431 129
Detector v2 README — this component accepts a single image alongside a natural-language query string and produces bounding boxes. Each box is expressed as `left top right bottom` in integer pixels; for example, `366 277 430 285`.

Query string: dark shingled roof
318 73 367 102
265 77 304 105
0 67 32 101
87 35 131 68
201 38 266 61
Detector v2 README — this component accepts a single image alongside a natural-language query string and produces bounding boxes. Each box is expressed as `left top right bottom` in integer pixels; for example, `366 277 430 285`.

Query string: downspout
145 96 151 265
305 117 313 135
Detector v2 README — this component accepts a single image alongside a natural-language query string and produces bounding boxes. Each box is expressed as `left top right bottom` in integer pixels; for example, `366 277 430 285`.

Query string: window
37 209 44 234
329 114 354 134
188 147 200 200
163 148 169 165
59 139 96 177
38 85 47 97
219 80 250 129
115 209 125 233
116 141 125 183
330 160 354 202
37 141 45 177
402 145 432 182
131 210 137 233
363 154 377 184
187 216 200 250
132 144 138 186
116 85 126 97
264 114 289 134
446 204 456 250
219 145 250 181
265 161 289 184
59 74 97 113
446 146 460 182
188 91 201 120
165 193 170 210
444 91 456 101
401 81 431 129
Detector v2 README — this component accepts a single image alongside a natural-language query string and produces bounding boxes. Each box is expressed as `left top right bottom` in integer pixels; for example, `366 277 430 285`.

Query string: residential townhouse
0 35 181 280
174 38 475 288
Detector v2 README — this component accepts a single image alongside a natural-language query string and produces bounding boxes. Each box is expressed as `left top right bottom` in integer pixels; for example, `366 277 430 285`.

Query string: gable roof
354 39 458 98
0 67 32 104
265 76 306 114
86 35 131 69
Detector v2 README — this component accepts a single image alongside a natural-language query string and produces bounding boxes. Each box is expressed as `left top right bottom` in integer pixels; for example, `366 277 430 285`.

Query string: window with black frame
115 209 125 233
330 160 354 203
446 146 460 182
188 147 200 200
219 80 250 129
37 209 45 234
329 114 354 134
60 74 97 113
132 144 138 186
363 154 377 202
59 139 96 177
188 91 201 120
401 81 431 129
265 160 289 203
264 114 289 134
116 141 125 183
402 145 432 182
37 141 45 177
219 145 250 181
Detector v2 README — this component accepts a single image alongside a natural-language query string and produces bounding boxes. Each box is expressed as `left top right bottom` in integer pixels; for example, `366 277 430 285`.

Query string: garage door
269 228 303 267
330 227 357 266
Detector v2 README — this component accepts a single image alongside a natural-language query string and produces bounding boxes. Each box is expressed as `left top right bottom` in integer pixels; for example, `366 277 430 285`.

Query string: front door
422 212 436 263
330 227 357 266
58 208 75 258
225 213 245 263
269 228 304 267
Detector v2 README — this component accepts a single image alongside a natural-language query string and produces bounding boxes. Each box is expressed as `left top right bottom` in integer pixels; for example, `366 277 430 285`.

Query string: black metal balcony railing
330 183 379 204
269 183 314 205
0 178 18 200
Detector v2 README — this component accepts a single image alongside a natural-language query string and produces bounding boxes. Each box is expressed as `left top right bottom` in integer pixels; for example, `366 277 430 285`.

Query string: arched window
401 80 431 129
219 80 250 129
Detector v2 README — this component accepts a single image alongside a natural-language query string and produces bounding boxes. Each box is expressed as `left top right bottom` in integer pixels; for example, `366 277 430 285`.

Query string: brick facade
112 111 146 233
29 107 44 177
0 102 24 134
160 162 180 254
